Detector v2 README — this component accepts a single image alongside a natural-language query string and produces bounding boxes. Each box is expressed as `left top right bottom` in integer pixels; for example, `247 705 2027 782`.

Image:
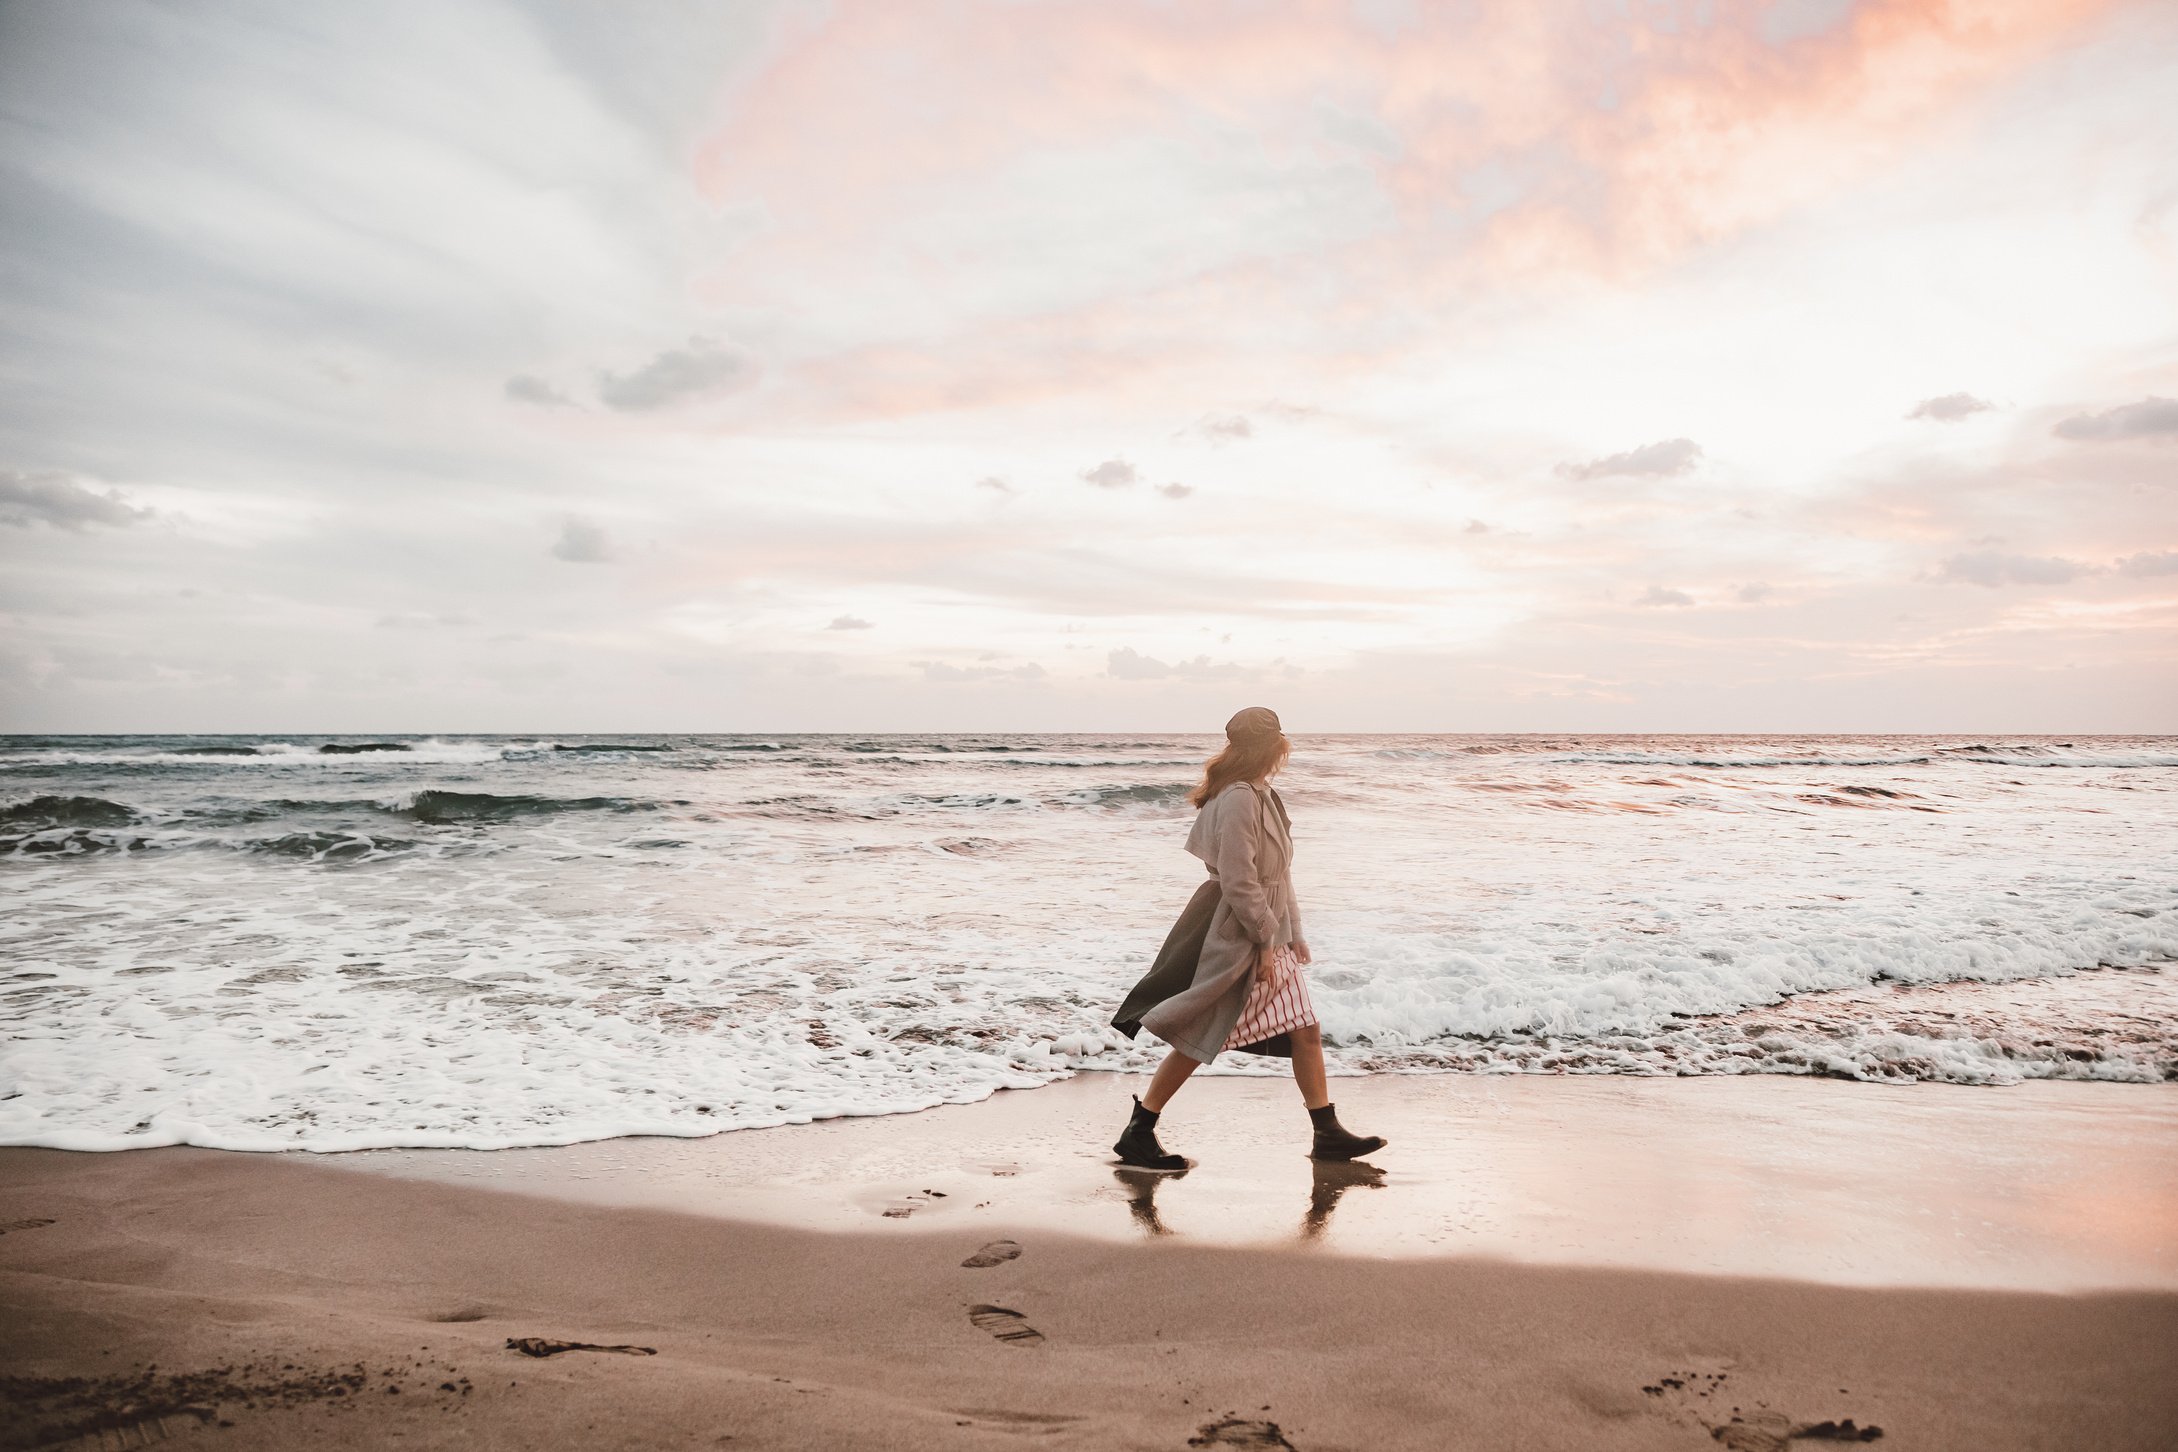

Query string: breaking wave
2 730 2173 1151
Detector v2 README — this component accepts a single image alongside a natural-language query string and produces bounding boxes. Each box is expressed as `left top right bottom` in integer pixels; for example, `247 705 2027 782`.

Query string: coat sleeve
1210 786 1278 947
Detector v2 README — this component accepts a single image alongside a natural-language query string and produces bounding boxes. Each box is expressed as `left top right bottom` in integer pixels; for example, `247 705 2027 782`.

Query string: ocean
2 732 2173 1153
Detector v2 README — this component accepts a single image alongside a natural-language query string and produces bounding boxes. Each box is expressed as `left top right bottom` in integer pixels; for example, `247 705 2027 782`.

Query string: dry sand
4 1076 2176 1451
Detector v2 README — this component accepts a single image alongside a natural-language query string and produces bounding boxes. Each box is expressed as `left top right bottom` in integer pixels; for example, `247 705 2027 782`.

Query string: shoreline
321 1073 2178 1292
6 963 2172 1157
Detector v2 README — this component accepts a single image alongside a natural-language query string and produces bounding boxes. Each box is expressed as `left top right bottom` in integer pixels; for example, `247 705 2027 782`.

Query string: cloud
1906 392 1993 422
1080 458 1139 489
551 518 612 563
2051 396 2178 441
1735 582 1774 604
505 375 574 408
974 476 1014 493
375 612 473 629
1105 647 1246 681
0 469 154 530
1179 414 1253 444
826 614 874 629
2116 550 2178 577
1106 647 1167 680
1634 585 1694 607
1156 482 1193 499
596 337 757 411
1315 99 1402 157
917 660 1046 681
1557 438 1703 481
1464 519 1491 534
1934 551 2087 587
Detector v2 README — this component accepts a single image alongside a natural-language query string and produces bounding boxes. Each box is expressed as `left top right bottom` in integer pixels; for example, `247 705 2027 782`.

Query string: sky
1 0 2173 734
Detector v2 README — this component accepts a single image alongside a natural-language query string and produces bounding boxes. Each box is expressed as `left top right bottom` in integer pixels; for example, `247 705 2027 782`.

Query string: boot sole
1309 1137 1388 1162
1110 1142 1188 1171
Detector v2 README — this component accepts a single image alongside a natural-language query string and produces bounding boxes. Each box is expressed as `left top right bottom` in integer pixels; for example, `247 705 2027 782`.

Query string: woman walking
1108 706 1387 1170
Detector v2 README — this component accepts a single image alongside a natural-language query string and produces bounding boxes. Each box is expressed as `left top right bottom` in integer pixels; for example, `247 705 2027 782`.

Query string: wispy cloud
0 470 154 530
376 612 473 629
1557 438 1702 482
2116 550 2178 577
1934 551 2088 587
2051 396 2178 441
506 375 575 408
551 519 613 563
1907 392 1993 422
597 338 758 411
826 614 874 629
1080 459 1139 489
1634 585 1694 607
1178 414 1254 444
1106 647 1248 682
918 659 1045 682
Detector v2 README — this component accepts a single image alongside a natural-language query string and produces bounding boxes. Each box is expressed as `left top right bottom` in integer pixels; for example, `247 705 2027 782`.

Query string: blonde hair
1187 731 1290 809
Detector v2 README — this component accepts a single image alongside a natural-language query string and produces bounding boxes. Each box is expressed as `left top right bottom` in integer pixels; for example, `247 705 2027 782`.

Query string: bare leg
1141 1048 1201 1112
1289 1023 1330 1110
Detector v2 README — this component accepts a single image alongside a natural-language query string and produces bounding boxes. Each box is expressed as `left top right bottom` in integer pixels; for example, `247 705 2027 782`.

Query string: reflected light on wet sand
327 1075 2178 1292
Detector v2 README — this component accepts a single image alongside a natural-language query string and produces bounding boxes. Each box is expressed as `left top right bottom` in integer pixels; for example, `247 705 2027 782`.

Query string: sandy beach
8 0 2178 1442
5 1076 2175 1451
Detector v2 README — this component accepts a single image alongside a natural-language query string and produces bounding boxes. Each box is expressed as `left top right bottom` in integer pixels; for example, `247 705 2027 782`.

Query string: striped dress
1222 942 1317 1053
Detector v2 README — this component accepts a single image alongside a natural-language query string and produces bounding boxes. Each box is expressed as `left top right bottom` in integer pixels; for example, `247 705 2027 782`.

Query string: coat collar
1222 778 1290 833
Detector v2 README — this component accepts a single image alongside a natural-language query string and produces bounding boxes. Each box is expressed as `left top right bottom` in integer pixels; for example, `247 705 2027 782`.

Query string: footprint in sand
881 1188 951 1219
1642 1368 1881 1448
1189 1417 1296 1449
56 1408 205 1447
0 1217 56 1235
505 1337 657 1359
967 1305 1044 1346
1709 1416 1883 1449
961 1239 1022 1268
948 1407 1085 1428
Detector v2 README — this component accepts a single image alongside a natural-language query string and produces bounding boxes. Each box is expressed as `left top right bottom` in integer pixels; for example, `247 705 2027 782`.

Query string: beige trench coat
1135 779 1304 1064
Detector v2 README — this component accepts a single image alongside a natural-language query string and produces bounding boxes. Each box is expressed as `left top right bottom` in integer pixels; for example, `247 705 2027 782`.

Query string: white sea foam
0 738 548 770
2 732 2173 1152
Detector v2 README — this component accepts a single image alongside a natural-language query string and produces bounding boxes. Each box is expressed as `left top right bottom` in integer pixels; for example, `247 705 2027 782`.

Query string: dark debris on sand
504 1337 657 1359
1189 1417 1298 1449
1645 1368 1882 1449
0 1358 475 1452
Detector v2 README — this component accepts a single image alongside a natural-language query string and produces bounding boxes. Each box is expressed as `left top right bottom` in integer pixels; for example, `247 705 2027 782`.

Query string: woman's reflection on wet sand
1111 1165 1186 1236
1110 1159 1387 1241
1302 1159 1386 1240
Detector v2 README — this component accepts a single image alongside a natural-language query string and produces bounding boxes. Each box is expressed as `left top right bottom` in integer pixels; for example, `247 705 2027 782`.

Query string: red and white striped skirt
1223 943 1317 1052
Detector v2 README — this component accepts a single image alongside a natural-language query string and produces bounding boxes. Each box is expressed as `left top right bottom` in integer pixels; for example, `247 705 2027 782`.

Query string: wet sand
4 1077 2176 1450
333 1073 2178 1290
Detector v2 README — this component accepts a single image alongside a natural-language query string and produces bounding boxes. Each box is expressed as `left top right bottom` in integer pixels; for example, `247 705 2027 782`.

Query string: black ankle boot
1308 1102 1387 1161
1113 1095 1186 1171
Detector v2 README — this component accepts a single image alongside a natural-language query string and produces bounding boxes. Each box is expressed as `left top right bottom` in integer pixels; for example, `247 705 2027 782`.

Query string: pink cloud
685 0 2116 422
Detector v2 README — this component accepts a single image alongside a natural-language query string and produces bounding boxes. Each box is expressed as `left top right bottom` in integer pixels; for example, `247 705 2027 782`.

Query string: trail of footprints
1643 1367 1883 1448
962 1239 1042 1343
958 1240 1299 1451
